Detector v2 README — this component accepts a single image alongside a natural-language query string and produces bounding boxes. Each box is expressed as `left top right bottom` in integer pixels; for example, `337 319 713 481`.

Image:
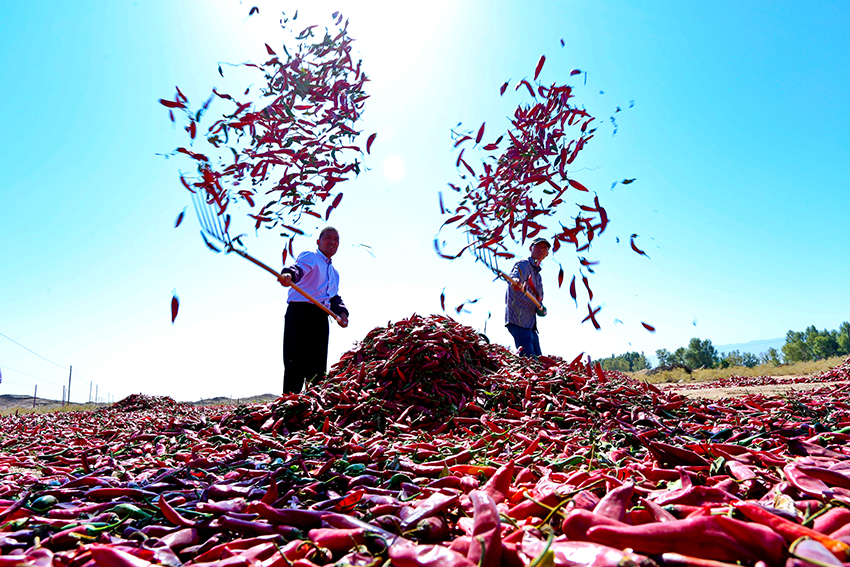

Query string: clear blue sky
2 1 848 402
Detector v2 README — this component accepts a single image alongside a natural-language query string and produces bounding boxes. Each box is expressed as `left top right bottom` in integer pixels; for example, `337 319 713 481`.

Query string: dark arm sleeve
281 264 305 284
330 295 349 317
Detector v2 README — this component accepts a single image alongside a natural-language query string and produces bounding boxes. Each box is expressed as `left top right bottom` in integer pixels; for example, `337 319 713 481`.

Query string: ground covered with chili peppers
3 315 850 567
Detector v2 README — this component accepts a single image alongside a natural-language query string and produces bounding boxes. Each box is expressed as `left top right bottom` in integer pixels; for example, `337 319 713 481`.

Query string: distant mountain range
713 337 785 356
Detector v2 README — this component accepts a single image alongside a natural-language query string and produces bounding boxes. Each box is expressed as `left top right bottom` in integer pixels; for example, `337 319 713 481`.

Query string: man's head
317 227 340 258
529 237 550 263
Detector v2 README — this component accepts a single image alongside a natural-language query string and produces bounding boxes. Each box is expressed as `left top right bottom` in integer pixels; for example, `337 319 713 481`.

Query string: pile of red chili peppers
2 315 850 567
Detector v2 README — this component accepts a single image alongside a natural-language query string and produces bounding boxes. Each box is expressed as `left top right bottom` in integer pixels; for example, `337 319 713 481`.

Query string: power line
71 368 91 387
0 331 68 371
0 364 64 386
0 331 94 393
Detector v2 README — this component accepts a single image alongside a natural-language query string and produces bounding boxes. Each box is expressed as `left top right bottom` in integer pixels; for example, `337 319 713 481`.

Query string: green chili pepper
29 495 58 512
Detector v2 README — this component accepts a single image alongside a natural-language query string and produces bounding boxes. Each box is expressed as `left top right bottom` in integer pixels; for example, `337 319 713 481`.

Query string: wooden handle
230 249 347 327
499 270 547 315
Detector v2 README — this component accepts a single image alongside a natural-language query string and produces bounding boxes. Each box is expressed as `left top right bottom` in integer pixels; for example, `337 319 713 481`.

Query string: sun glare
383 156 406 181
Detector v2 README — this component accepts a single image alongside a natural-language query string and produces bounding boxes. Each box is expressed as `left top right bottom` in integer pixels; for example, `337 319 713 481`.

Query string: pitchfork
191 191 347 327
467 232 547 316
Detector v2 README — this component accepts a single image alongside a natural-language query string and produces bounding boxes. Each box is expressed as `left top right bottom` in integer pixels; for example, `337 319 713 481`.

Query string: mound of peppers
1 314 850 567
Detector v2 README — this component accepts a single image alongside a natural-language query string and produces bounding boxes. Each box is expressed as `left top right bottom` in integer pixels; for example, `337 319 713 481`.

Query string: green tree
811 334 839 360
782 330 810 362
672 347 687 365
741 352 759 368
719 350 743 368
623 351 651 371
838 322 850 355
684 338 717 369
599 351 652 372
600 357 630 372
760 347 782 366
656 348 672 366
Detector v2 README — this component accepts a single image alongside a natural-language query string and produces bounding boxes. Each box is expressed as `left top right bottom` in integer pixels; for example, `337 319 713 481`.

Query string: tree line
597 321 850 371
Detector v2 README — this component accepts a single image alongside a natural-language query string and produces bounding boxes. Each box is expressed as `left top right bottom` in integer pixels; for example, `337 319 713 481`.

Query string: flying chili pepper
569 179 589 192
475 123 486 145
534 55 546 80
171 293 179 324
582 275 592 301
582 303 601 329
159 98 185 109
630 234 649 258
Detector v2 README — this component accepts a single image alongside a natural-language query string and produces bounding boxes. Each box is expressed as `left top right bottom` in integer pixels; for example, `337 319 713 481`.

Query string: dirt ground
1 377 844 412
662 375 849 401
0 394 279 413
0 394 76 413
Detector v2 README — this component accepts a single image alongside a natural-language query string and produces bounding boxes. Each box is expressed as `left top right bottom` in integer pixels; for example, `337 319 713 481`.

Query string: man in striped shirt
505 237 549 357
279 227 350 394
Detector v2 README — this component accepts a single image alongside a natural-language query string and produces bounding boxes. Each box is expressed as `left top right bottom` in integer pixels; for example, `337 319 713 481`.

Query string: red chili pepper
260 476 279 505
389 540 476 567
159 527 201 551
308 527 367 553
247 501 327 528
521 534 653 567
191 534 285 564
592 481 634 521
734 501 850 561
47 501 115 519
466 491 501 567
480 460 515 504
475 123 486 144
652 484 739 507
587 515 786 566
533 55 546 81
157 494 195 527
84 487 159 500
171 294 179 324
561 509 627 541
400 491 459 531
88 544 156 567
812 507 850 536
196 497 248 514
219 514 301 539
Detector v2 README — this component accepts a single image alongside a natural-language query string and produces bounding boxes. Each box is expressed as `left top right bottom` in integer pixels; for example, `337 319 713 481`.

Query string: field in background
0 393 278 416
3 357 846 415
637 355 846 384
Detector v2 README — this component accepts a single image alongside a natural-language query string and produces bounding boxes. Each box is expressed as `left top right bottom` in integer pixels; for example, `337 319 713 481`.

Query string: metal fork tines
191 190 230 248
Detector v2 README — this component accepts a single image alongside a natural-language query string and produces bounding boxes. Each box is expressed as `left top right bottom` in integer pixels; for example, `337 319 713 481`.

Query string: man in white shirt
279 227 350 394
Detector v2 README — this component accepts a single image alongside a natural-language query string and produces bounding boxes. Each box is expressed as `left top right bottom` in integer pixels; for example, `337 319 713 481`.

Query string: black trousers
283 302 330 394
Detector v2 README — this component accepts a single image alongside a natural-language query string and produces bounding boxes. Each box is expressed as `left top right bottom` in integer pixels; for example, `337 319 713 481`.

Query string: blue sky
1 1 848 402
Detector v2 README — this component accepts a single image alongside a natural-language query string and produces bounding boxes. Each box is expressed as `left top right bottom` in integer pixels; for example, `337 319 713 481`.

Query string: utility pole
33 385 37 409
62 385 66 406
95 385 98 405
89 383 92 403
68 366 72 405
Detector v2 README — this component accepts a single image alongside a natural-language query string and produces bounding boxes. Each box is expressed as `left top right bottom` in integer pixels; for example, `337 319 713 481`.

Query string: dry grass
638 355 847 384
0 393 281 416
0 402 103 416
